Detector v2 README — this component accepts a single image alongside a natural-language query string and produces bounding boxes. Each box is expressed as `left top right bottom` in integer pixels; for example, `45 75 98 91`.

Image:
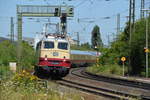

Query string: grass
0 70 83 100
0 66 14 79
86 64 127 76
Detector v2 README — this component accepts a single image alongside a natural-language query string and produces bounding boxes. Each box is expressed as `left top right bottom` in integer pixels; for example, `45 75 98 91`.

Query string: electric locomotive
35 34 71 77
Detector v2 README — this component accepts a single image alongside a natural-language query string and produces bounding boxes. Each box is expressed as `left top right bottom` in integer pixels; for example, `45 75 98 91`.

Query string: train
70 50 98 67
34 33 99 78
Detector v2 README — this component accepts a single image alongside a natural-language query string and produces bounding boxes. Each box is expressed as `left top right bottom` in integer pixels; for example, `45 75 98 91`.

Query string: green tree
80 42 91 49
0 40 36 69
20 41 36 69
0 40 17 65
71 42 93 51
129 19 149 75
99 17 150 76
91 25 103 49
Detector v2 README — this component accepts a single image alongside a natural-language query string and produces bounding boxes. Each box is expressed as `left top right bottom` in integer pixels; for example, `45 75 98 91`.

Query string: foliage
91 25 103 49
11 70 47 93
0 40 36 70
0 40 17 66
21 41 36 69
129 19 148 75
0 71 82 100
140 68 150 77
87 64 127 76
71 42 94 51
98 17 150 77
0 66 13 79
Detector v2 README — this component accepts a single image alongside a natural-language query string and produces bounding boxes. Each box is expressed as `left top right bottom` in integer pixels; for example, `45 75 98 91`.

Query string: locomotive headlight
63 59 66 62
63 56 66 62
45 58 48 60
45 55 48 60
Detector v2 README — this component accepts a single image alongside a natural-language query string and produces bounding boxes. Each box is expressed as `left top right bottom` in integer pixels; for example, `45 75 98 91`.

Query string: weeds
0 66 13 79
87 64 127 76
0 70 82 100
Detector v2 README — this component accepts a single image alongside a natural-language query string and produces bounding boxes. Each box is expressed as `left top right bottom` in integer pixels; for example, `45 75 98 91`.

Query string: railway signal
121 57 126 62
54 8 60 16
67 7 74 17
61 13 67 23
121 57 126 76
144 48 149 53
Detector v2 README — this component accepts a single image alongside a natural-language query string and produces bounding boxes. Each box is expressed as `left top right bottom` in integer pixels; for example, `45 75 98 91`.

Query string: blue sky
0 0 149 45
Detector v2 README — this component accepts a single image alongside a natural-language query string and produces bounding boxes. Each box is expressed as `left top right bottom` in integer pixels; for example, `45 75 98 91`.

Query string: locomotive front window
44 41 54 49
58 42 68 50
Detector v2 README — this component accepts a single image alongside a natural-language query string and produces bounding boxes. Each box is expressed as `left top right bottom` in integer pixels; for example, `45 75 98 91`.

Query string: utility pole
145 11 149 78
10 17 14 42
144 10 149 78
117 13 120 34
112 33 115 41
141 0 145 18
129 0 135 43
132 0 135 27
141 9 149 78
149 4 150 17
77 32 80 46
129 0 135 72
129 0 132 44
107 34 110 47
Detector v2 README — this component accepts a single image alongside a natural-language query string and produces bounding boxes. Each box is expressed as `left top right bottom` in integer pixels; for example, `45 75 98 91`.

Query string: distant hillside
0 37 9 42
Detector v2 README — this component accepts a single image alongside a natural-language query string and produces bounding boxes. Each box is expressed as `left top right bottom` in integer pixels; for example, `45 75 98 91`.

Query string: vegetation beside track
0 66 13 79
86 64 127 76
88 18 150 77
0 70 82 100
0 40 36 79
0 40 82 100
0 40 36 70
71 42 93 51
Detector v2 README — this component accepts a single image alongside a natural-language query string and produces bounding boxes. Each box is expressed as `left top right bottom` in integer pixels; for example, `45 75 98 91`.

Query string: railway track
56 67 150 100
57 79 139 100
32 67 150 99
71 67 150 91
84 72 150 91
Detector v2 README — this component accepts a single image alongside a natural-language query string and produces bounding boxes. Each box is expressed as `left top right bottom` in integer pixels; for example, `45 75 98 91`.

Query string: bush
87 64 127 76
0 66 13 79
0 41 17 66
11 70 46 93
0 40 36 70
140 68 150 77
0 71 83 100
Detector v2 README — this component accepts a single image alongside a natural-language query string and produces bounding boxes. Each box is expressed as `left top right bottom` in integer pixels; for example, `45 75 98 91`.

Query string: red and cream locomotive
35 34 71 77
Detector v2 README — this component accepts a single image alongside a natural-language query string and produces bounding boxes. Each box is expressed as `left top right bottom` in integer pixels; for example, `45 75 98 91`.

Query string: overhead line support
129 0 135 73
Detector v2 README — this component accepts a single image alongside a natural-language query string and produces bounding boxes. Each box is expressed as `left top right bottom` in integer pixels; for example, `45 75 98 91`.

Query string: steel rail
57 79 137 100
71 67 150 91
70 67 150 100
84 71 150 90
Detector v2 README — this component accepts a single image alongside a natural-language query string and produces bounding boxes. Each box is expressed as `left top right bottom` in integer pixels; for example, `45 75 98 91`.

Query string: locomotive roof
43 36 68 42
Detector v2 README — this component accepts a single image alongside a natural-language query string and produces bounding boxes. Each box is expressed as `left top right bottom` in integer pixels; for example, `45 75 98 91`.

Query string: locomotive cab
35 35 71 77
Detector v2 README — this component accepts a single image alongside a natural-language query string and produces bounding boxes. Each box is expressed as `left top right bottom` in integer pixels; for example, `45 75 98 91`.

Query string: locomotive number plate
53 52 59 56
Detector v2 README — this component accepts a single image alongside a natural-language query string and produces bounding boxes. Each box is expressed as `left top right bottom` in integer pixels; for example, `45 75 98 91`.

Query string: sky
0 0 150 45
